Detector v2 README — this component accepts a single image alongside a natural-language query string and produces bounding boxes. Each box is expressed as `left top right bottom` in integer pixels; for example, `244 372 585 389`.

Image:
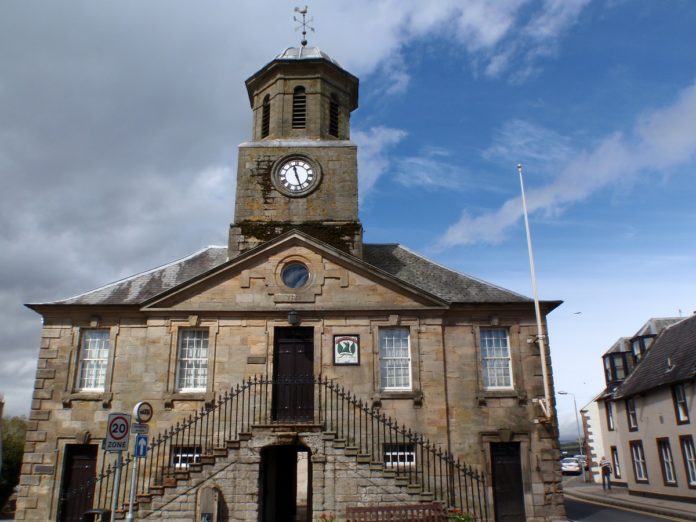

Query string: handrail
65 375 490 521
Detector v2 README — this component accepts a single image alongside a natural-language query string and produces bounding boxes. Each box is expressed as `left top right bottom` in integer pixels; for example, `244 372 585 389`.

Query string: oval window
281 263 309 289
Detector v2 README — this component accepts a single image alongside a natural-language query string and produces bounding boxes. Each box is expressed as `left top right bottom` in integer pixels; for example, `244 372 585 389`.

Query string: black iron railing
66 376 490 520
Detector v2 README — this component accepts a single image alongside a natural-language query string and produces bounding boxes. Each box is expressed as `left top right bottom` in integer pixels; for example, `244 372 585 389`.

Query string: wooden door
491 442 526 522
58 444 98 522
273 327 314 421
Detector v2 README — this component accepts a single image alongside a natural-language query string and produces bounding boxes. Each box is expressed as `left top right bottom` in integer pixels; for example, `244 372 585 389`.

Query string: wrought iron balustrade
66 375 489 520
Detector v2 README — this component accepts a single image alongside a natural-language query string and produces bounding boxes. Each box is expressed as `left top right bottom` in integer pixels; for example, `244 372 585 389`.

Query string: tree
0 416 27 512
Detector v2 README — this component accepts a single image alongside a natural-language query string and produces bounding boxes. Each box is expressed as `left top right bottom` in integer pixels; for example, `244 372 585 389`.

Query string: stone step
239 432 252 441
148 485 164 497
226 439 241 449
407 484 422 495
344 446 359 456
395 476 409 486
356 454 371 463
321 431 337 441
213 447 228 457
332 439 346 449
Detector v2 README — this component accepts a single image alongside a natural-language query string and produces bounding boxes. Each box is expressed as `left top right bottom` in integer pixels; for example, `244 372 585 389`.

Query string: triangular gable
143 232 448 312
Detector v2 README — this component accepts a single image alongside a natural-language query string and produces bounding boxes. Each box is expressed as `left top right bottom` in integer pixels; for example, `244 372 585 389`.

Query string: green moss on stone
238 220 362 253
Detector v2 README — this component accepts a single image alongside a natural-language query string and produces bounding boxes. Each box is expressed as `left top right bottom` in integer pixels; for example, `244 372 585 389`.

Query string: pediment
142 233 447 312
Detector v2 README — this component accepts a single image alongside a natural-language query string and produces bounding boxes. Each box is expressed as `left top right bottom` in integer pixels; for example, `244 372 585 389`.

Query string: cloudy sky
2 1 696 440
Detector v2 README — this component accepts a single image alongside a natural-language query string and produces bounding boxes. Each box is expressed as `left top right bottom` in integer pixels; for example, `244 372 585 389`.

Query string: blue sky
1 1 696 440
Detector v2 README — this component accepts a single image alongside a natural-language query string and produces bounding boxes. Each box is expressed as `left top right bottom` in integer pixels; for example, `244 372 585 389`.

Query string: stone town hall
17 38 565 522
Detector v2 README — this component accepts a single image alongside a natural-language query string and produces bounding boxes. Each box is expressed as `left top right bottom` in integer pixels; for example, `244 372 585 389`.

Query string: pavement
563 475 696 521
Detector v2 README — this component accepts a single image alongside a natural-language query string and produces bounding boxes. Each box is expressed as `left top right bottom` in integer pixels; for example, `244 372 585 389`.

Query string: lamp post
558 390 584 459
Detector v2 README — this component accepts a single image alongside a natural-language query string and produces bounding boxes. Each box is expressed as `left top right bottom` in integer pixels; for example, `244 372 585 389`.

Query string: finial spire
294 6 314 47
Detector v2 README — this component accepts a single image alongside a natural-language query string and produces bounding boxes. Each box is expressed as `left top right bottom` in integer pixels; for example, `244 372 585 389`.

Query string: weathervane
294 6 314 47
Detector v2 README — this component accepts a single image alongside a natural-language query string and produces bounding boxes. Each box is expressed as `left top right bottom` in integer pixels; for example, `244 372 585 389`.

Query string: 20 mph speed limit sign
105 413 131 452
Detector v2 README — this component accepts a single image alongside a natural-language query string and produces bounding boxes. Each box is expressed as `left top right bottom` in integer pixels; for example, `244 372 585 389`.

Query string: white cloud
438 80 696 247
0 0 591 416
354 126 407 197
394 149 470 191
312 0 589 84
483 119 574 171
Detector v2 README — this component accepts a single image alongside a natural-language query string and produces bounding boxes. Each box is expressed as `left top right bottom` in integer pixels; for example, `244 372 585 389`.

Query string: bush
1 416 27 511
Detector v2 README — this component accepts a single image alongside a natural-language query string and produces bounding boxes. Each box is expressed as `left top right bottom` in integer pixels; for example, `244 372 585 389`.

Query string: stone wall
15 302 564 520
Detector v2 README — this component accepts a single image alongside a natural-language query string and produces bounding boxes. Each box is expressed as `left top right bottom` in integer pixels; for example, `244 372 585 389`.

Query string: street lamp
558 390 584 459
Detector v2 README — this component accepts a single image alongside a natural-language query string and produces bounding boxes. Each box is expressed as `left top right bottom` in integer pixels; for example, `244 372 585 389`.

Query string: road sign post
106 413 131 452
127 403 153 522
105 413 130 519
134 434 148 458
126 435 148 522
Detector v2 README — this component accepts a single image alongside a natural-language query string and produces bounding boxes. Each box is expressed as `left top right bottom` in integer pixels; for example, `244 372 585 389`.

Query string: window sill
164 391 213 409
477 389 527 406
62 391 113 408
373 390 424 408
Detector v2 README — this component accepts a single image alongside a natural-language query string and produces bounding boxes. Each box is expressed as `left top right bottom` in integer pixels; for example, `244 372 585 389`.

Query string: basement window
171 445 202 469
383 443 415 469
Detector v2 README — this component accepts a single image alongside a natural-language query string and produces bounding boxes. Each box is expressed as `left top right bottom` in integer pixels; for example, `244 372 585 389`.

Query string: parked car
574 455 588 470
561 457 582 474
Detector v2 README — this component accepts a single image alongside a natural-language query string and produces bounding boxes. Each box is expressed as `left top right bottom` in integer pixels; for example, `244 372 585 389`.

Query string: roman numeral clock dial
273 157 320 196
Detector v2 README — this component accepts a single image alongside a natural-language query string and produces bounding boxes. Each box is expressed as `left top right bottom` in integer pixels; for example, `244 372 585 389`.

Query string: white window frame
175 329 209 392
680 436 696 486
673 384 690 424
611 446 621 478
606 401 615 431
171 445 202 469
626 398 638 431
480 328 513 390
630 441 648 482
658 439 677 485
383 443 416 469
379 328 412 391
77 329 110 391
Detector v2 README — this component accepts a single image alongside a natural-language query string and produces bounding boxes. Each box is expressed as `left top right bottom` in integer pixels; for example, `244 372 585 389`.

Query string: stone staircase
122 426 435 520
82 377 488 521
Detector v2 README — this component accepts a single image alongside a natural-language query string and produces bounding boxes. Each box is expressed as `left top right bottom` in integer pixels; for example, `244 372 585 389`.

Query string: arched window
261 94 270 138
292 86 306 129
329 94 339 137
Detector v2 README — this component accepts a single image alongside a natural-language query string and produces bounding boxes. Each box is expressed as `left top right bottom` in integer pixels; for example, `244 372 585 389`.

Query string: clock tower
229 45 362 258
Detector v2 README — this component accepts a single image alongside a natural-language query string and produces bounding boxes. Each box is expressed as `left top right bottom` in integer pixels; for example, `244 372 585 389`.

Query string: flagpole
517 164 553 420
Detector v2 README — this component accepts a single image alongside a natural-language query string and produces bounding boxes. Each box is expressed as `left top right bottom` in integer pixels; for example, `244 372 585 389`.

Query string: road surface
565 498 681 521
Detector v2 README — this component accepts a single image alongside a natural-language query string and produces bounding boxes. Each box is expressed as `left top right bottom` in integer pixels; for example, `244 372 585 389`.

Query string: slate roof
28 240 543 309
616 314 696 398
363 244 532 304
34 247 230 306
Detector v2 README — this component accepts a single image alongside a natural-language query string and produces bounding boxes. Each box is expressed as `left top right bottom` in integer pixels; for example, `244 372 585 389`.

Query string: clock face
275 158 318 195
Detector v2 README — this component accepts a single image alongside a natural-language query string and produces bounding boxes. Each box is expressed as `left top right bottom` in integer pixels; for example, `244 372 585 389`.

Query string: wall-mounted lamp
288 309 301 326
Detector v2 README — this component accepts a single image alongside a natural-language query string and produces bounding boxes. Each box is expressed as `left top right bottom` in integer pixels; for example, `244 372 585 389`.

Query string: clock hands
292 166 302 186
277 159 315 195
